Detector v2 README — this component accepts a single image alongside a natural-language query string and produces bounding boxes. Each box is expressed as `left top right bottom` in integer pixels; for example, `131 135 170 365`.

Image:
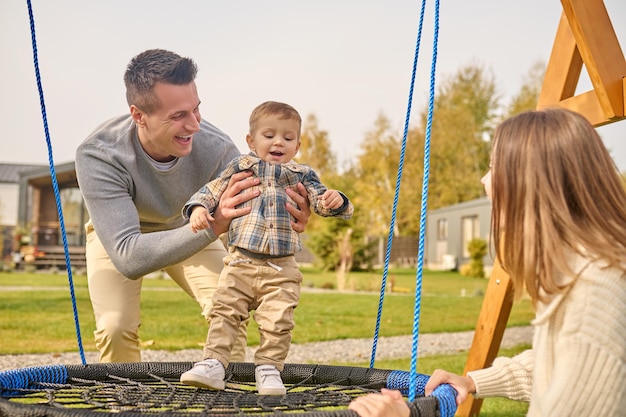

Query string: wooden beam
455 260 514 417
562 0 625 118
460 2 625 416
558 89 624 126
538 0 626 123
537 12 583 105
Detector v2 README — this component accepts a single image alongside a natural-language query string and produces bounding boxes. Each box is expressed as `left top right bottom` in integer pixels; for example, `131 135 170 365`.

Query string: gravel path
0 326 532 372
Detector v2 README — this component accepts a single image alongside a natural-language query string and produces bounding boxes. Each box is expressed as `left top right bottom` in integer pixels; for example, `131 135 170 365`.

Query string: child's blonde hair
249 101 302 137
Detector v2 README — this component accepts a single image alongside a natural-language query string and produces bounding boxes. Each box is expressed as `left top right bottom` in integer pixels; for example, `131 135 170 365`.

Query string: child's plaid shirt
183 153 353 256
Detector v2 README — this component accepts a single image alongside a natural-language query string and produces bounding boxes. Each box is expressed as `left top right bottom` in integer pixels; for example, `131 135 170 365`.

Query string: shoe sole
256 386 286 396
180 374 225 390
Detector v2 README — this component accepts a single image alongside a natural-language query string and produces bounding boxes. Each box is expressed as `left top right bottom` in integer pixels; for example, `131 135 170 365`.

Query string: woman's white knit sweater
467 255 626 416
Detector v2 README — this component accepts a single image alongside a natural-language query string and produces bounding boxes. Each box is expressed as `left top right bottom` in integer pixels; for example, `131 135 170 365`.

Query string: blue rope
0 365 68 397
369 0 428 369
368 0 441 403
26 0 86 365
387 371 456 417
409 0 439 402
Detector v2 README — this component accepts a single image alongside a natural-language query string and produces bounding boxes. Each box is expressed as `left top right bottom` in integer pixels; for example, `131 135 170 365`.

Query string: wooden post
456 2 624 415
455 260 514 417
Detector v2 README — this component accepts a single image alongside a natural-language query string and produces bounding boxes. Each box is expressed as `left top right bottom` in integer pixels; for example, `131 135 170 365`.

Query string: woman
349 108 626 417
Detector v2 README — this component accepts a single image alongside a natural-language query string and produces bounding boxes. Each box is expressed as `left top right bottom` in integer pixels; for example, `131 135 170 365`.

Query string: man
75 49 310 362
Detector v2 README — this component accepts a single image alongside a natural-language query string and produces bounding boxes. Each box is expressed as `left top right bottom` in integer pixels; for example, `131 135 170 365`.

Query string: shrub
466 238 488 278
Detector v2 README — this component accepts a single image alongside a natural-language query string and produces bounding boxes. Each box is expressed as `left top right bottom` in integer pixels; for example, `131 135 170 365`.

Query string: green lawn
0 268 533 354
0 268 533 416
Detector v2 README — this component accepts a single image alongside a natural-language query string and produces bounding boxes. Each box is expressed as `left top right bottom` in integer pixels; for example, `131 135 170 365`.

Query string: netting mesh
0 362 449 417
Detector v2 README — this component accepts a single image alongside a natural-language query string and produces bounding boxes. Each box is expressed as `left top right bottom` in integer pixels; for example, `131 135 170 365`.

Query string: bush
466 238 488 278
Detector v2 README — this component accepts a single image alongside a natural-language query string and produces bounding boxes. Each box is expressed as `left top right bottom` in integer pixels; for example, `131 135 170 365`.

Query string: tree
351 114 403 237
305 61 549 272
305 213 375 273
297 115 375 274
413 63 499 211
335 228 353 290
296 114 338 232
297 114 337 180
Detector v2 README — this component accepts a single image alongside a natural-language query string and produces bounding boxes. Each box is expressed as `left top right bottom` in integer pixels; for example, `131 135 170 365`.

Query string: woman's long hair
491 108 626 303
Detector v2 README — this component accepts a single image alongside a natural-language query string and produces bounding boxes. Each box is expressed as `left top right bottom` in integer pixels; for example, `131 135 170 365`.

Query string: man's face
132 82 201 162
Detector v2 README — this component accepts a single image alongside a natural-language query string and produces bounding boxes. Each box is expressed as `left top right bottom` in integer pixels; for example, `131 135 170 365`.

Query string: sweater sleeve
467 349 533 401
75 117 240 279
182 159 239 219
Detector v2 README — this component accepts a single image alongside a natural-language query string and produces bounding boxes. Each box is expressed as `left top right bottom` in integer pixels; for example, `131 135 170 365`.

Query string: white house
426 197 492 270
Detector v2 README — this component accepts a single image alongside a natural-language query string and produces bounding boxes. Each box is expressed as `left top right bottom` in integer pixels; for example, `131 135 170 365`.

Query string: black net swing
0 1 457 416
0 362 454 416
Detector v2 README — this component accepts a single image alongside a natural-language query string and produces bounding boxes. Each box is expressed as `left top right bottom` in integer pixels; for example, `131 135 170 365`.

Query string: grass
0 268 534 354
0 268 533 416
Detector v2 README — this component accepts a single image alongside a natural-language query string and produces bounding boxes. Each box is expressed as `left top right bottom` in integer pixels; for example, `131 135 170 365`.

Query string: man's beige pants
85 224 247 363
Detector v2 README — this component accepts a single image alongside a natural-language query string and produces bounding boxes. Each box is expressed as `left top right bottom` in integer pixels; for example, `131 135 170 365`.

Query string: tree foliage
302 61 542 270
386 63 500 236
351 114 402 237
297 114 337 180
298 115 373 272
420 64 498 211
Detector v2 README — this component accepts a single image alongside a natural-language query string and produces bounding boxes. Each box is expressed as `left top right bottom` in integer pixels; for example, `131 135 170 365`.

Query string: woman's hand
424 369 475 405
285 182 311 233
348 389 410 417
211 171 260 235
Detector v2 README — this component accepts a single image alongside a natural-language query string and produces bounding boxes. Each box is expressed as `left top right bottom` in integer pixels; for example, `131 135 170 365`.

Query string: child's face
246 114 301 164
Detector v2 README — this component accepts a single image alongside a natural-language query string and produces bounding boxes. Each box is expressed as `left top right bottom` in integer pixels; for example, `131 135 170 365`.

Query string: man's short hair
124 49 198 113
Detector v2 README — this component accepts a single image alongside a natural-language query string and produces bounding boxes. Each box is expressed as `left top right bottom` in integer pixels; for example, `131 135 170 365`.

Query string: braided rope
368 0 441 403
25 0 86 365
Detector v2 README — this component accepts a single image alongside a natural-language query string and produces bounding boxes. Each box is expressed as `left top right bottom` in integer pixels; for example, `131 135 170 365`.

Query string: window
437 219 448 241
60 187 88 246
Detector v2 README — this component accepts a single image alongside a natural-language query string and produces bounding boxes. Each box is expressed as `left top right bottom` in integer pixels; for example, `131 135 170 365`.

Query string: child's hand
189 206 215 233
321 190 343 209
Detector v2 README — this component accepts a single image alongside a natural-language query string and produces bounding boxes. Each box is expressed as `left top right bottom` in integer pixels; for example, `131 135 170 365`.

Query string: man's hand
285 182 311 233
211 171 260 235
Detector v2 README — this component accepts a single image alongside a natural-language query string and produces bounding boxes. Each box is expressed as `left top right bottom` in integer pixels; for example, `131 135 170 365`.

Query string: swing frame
458 1 626 415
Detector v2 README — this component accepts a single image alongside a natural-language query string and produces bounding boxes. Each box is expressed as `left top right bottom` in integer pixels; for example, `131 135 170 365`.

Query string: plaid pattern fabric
183 153 353 256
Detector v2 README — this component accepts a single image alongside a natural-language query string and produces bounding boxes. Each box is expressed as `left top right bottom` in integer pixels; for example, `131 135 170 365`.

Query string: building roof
0 163 46 184
428 197 491 215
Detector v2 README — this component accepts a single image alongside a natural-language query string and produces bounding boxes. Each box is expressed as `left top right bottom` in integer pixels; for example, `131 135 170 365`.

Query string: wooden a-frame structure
456 1 625 416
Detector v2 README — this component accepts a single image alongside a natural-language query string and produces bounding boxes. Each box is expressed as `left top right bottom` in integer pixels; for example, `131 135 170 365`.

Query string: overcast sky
1 0 625 172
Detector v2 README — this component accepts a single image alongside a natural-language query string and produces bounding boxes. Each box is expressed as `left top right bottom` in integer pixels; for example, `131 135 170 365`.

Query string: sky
1 0 625 172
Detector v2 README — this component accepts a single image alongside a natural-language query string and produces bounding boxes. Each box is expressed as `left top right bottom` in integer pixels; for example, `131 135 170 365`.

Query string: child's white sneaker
180 359 225 390
255 364 286 395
